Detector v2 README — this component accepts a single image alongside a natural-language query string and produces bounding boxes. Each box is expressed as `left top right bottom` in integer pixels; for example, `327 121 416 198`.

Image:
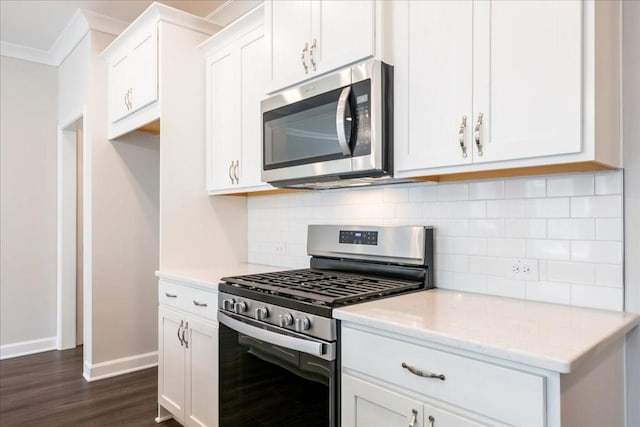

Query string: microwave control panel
352 79 371 157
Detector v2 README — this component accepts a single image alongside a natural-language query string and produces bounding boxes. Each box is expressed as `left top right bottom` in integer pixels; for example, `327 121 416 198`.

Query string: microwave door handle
218 311 326 357
335 86 352 156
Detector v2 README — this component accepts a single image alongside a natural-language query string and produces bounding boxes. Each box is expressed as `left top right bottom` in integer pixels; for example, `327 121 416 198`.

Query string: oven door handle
218 311 328 358
335 86 353 156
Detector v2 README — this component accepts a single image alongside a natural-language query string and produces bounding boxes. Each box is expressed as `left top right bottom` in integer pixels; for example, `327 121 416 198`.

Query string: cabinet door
109 52 132 123
267 0 312 91
394 0 473 174
472 0 582 163
158 307 186 421
206 49 240 191
342 374 423 427
238 28 269 189
185 317 218 427
131 27 159 112
312 0 375 76
423 402 485 427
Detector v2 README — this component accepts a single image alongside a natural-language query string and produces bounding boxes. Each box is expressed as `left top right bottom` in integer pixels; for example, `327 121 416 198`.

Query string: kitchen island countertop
334 289 639 373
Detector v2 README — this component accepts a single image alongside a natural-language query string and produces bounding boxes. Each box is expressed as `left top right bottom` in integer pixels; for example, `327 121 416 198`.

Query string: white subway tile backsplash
526 198 570 218
571 241 623 264
469 181 505 200
505 177 546 199
547 219 595 240
571 195 622 218
248 171 624 311
595 172 622 195
547 174 594 197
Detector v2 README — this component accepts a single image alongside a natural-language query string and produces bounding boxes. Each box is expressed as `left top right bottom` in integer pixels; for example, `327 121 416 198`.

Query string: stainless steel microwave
261 60 393 189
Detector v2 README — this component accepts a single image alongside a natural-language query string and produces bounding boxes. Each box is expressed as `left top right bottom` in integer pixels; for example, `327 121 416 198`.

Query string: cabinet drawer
341 327 545 426
159 280 218 322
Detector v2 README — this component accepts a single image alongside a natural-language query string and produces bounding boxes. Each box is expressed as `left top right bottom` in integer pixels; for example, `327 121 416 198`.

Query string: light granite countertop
334 289 639 373
156 263 283 291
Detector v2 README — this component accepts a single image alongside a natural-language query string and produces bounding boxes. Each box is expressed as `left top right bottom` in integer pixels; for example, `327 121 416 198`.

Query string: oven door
218 311 338 427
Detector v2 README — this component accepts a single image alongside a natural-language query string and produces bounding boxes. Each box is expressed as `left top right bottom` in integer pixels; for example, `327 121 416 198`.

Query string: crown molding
207 0 263 27
0 9 128 67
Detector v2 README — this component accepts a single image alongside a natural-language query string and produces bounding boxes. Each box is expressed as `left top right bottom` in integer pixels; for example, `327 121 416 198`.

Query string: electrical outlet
509 259 538 280
274 241 286 254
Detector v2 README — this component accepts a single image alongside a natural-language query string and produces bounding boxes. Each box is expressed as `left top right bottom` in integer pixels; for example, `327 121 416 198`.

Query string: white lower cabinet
158 280 218 427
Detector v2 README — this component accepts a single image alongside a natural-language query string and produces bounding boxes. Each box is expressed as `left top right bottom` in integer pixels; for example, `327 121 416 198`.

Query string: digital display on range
339 230 378 245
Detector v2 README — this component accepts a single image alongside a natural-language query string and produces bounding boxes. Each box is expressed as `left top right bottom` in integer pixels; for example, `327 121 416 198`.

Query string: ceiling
0 0 223 56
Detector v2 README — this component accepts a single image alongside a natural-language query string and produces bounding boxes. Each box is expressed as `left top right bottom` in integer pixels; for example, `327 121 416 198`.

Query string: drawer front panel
341 326 545 426
159 280 218 322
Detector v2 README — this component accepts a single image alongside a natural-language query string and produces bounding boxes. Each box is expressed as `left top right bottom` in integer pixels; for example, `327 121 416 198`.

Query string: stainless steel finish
279 313 293 328
458 115 468 158
233 301 248 314
261 59 385 185
474 112 483 156
218 292 337 341
336 86 353 155
193 300 207 307
182 321 189 349
177 320 184 346
309 38 317 71
219 311 336 361
307 225 427 266
301 42 309 74
294 317 311 332
228 161 234 184
427 415 435 427
222 298 235 311
401 362 445 381
165 292 177 298
409 409 418 427
233 160 240 184
255 306 269 320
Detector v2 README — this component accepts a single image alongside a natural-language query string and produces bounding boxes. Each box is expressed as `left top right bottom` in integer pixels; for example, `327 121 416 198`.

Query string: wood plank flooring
0 347 181 426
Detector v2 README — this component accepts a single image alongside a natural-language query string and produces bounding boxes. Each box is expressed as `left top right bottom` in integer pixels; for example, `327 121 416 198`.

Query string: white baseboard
83 351 158 382
0 337 57 360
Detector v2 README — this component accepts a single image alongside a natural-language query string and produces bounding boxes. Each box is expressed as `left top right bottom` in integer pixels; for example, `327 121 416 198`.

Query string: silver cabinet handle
182 321 188 349
401 362 445 380
165 292 177 298
124 92 128 110
428 415 435 427
474 112 483 156
409 409 418 427
233 160 240 184
193 300 207 307
177 320 184 346
309 38 317 71
335 86 353 156
458 115 468 158
228 161 234 184
301 42 309 74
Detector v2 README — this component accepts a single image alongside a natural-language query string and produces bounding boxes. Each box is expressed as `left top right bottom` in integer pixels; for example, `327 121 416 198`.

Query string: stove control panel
339 230 378 245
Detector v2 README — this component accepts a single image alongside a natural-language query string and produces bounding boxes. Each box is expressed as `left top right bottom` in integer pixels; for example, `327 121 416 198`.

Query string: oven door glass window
219 322 336 427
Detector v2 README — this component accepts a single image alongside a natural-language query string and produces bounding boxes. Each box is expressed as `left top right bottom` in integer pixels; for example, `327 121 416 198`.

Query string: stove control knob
233 301 248 314
255 307 269 320
222 299 235 311
294 317 311 332
279 313 293 328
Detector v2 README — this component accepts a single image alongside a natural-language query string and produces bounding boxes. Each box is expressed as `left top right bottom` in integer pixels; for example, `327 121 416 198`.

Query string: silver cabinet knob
279 313 293 327
294 317 311 332
255 307 269 320
233 301 247 314
222 298 235 311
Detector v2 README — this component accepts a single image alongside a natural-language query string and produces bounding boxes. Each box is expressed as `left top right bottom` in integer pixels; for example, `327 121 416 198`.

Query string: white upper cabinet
266 0 385 93
201 5 271 195
394 0 621 179
103 3 219 139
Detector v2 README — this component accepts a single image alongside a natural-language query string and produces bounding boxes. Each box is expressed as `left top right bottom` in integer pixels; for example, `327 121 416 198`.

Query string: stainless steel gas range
217 224 434 427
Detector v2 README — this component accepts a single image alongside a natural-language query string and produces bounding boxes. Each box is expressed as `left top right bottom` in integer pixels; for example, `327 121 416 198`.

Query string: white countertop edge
156 270 220 291
156 263 283 292
335 306 639 374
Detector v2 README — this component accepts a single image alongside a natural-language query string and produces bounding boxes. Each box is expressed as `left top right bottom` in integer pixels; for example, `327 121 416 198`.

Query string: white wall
248 170 624 311
623 1 640 425
0 56 58 357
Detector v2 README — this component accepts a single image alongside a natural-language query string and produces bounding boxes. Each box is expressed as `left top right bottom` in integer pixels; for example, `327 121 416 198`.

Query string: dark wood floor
0 347 181 427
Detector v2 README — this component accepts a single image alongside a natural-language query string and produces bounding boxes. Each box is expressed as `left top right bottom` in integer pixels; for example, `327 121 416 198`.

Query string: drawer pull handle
428 415 435 427
165 292 177 298
401 362 445 381
193 300 208 307
408 409 418 427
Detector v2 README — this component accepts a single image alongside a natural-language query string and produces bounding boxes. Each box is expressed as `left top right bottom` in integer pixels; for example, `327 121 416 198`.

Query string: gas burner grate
223 269 422 306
